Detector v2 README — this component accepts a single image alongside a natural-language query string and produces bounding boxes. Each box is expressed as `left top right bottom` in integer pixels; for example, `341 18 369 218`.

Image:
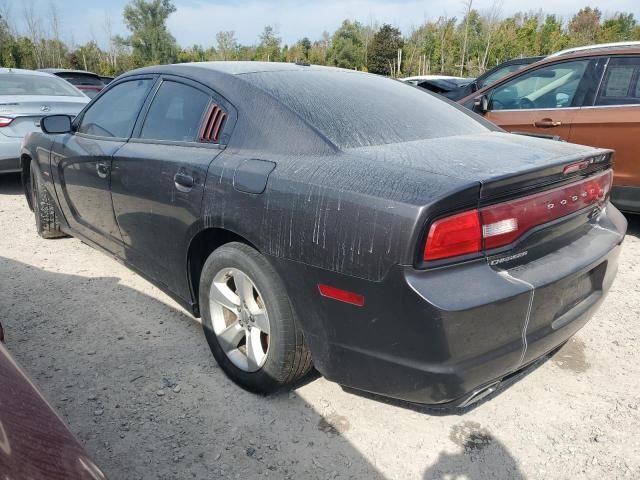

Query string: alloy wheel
209 268 270 372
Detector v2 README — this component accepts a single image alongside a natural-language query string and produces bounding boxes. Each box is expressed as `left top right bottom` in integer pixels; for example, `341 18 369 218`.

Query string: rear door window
595 56 640 106
489 60 590 110
139 81 210 142
77 78 153 138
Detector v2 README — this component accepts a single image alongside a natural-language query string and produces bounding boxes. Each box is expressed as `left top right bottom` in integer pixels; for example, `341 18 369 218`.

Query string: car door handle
96 162 109 178
174 172 194 192
534 118 562 128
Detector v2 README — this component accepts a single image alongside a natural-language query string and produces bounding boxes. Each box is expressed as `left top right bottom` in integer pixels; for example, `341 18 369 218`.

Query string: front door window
489 60 590 111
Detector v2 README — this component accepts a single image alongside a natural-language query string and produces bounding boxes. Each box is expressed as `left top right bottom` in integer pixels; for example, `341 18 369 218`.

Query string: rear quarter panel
201 151 478 282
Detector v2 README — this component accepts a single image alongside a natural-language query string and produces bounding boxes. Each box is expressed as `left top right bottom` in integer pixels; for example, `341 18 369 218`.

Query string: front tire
31 162 65 239
199 242 312 393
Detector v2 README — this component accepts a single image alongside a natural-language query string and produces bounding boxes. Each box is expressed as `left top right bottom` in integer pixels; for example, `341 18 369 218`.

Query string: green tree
256 25 281 61
538 15 568 55
300 37 311 60
0 14 16 67
121 0 178 65
458 9 484 75
598 13 636 43
568 7 601 46
367 24 403 75
216 31 237 60
328 20 366 70
9 37 38 69
68 41 103 72
177 44 209 63
515 13 541 57
308 33 330 65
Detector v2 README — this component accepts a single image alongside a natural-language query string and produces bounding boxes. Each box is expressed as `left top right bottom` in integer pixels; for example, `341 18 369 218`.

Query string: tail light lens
0 116 13 127
423 210 481 261
424 169 613 262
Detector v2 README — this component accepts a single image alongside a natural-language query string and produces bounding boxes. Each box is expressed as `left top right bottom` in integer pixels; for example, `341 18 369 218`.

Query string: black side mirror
473 95 489 114
41 115 72 134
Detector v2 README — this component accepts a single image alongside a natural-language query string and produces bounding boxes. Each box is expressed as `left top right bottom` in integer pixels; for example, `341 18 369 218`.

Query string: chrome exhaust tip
458 381 500 408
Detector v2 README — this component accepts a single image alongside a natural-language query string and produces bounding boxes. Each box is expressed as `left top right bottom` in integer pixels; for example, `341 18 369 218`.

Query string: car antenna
294 61 310 67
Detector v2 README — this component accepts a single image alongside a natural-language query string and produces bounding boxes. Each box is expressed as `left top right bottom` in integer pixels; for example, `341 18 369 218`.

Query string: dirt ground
1 172 639 480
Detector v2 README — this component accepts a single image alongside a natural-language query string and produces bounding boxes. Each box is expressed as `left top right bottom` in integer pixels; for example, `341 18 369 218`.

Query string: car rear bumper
611 185 640 214
273 204 627 407
0 136 22 173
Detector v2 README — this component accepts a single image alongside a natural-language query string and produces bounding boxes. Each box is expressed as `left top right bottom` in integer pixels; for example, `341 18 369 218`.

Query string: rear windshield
245 70 488 148
59 73 104 86
0 74 84 97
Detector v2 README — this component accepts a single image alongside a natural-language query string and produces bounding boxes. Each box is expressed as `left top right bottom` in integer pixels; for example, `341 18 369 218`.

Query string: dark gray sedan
21 62 626 408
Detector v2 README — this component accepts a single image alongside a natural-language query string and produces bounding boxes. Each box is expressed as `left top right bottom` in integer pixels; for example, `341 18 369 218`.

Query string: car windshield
0 73 84 97
246 70 488 148
478 64 525 89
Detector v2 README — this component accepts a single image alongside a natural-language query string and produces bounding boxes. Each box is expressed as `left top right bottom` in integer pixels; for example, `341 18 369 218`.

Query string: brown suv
460 44 640 213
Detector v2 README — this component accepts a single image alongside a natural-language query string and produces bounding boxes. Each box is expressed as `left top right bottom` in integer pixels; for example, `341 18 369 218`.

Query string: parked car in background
99 76 115 85
22 62 625 408
443 56 545 101
0 321 106 479
545 40 640 59
401 75 474 95
460 44 640 214
39 69 108 98
0 68 89 174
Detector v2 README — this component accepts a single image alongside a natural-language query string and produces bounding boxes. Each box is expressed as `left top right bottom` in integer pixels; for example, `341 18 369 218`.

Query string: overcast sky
5 0 640 48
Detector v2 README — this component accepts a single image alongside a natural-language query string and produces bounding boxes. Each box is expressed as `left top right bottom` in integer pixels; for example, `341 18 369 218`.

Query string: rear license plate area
554 261 606 320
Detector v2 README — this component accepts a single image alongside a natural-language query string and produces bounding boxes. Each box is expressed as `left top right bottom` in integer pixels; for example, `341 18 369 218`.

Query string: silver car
0 68 89 173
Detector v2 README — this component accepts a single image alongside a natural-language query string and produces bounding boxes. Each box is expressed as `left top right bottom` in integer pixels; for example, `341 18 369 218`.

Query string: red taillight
0 116 13 127
318 284 365 306
423 169 613 262
423 210 481 261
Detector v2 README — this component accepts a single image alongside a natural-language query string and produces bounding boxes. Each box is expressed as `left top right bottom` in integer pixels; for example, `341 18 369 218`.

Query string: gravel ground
1 172 639 480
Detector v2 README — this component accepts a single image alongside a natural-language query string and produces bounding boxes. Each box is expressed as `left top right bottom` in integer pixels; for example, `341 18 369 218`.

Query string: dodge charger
21 62 627 408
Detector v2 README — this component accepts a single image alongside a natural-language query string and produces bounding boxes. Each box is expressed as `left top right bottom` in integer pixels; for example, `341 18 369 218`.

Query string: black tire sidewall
199 243 296 393
30 167 43 233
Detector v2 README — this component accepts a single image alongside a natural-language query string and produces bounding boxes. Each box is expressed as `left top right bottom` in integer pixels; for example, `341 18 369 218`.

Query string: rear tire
199 242 312 393
31 163 66 239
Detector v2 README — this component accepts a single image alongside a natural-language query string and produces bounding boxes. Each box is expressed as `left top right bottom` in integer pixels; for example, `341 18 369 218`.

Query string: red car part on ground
0 322 106 479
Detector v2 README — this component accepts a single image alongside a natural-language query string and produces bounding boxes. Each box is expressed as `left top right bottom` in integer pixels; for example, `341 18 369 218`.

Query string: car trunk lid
0 96 87 137
348 131 615 266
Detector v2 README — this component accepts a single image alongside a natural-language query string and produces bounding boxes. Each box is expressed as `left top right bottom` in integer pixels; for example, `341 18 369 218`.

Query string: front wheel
199 242 312 393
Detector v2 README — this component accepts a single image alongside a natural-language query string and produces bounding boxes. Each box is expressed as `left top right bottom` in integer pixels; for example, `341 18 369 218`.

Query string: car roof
121 61 496 154
38 68 101 77
0 68 57 77
548 41 640 58
402 75 470 81
459 45 640 103
179 61 345 76
500 55 545 65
